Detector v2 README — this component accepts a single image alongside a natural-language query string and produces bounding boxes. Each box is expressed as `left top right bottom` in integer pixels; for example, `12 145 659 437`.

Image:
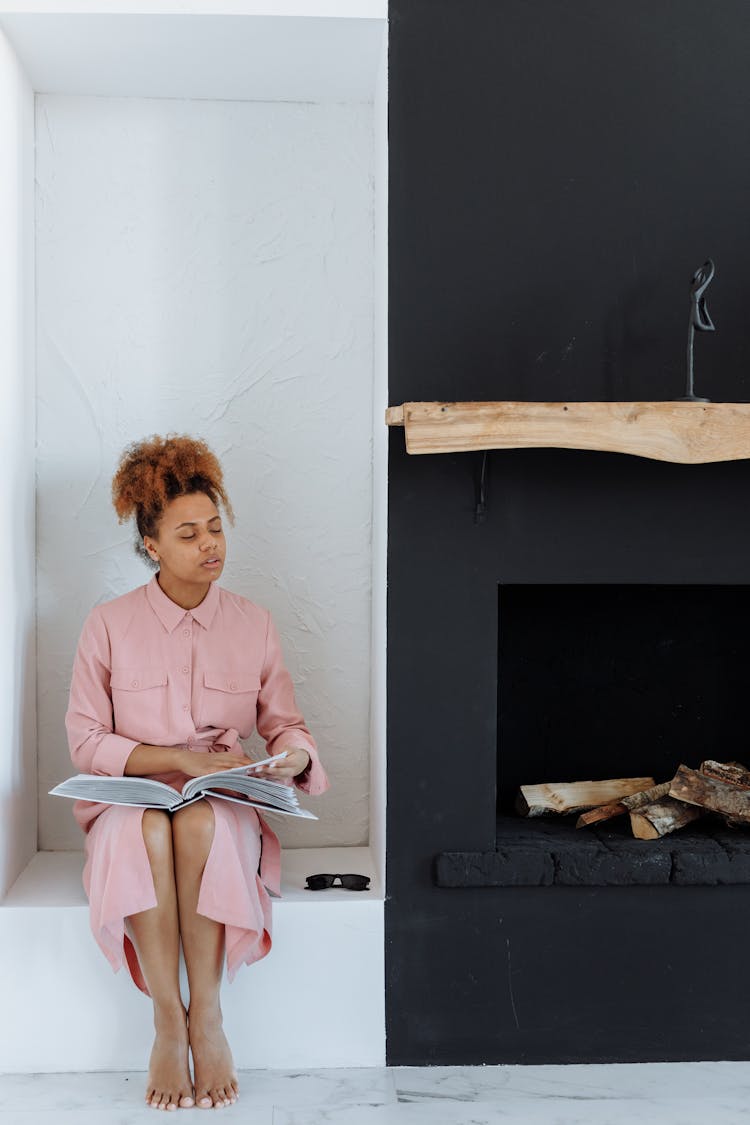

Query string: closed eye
181 527 223 540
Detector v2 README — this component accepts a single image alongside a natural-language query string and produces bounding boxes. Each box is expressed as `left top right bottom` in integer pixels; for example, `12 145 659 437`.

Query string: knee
171 799 215 865
140 808 173 866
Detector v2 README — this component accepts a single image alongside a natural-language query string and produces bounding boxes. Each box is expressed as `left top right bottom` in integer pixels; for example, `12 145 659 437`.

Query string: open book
49 750 318 820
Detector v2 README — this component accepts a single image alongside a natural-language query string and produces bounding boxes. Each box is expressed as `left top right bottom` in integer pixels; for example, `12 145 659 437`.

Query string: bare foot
145 1006 194 1111
188 1003 239 1109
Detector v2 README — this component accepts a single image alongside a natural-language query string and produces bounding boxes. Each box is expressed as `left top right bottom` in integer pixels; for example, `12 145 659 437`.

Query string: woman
65 433 330 1111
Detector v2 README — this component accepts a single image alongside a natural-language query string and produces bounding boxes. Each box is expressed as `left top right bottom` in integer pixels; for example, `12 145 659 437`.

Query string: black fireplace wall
386 0 750 1064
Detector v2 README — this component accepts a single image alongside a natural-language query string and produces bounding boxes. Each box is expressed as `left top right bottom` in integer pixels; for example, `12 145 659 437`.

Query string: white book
49 751 318 820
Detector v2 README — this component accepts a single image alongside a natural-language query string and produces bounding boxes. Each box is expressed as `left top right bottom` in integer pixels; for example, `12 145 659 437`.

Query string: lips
202 557 222 567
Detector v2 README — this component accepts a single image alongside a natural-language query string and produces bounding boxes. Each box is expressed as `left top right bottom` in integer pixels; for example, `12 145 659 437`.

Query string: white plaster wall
0 31 37 897
35 94 374 850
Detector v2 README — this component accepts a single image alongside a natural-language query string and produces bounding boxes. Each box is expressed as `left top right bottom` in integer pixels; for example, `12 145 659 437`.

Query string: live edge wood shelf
385 401 750 464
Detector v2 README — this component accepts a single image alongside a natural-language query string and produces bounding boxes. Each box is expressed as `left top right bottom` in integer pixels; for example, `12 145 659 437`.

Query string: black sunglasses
305 873 371 891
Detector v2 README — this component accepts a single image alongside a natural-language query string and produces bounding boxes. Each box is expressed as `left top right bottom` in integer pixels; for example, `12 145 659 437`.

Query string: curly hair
111 433 235 569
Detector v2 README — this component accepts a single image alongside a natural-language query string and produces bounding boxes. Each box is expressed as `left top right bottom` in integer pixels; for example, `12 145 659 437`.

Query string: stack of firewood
515 760 750 840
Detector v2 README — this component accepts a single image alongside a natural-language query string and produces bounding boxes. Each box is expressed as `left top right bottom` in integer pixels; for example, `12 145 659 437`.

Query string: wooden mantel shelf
385 401 750 464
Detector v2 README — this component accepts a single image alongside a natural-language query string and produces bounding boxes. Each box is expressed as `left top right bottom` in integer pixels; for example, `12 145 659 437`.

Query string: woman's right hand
175 749 252 778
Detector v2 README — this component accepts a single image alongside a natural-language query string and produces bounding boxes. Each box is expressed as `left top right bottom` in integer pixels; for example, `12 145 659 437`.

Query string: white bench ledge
0 846 384 1072
2 845 383 907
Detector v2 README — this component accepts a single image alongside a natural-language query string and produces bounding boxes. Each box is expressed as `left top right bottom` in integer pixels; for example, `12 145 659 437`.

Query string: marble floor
2 1062 750 1124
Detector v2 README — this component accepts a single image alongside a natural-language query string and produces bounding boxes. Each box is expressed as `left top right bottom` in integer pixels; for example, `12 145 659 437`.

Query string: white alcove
0 1 387 1072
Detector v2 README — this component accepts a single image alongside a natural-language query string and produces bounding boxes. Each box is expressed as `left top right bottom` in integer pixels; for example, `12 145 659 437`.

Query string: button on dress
64 573 330 995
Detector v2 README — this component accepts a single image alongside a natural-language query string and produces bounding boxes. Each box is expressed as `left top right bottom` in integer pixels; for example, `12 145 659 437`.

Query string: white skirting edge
0 847 384 1072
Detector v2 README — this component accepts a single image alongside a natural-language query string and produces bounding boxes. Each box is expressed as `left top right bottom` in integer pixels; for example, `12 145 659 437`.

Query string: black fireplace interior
482 583 750 886
498 582 750 808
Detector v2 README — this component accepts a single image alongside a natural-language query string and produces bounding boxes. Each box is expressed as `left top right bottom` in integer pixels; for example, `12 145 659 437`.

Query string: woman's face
144 492 226 585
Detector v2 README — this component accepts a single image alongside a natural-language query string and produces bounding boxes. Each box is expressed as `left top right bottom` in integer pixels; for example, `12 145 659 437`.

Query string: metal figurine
683 258 715 402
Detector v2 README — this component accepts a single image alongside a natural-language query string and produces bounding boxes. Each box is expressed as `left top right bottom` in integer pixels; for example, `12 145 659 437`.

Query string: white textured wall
36 94 373 850
0 31 36 897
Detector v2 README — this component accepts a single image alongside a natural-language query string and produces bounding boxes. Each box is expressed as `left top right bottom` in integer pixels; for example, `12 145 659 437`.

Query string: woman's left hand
253 747 311 780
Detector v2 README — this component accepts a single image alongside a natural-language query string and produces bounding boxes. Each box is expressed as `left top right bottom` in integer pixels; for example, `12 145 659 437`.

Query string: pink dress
64 573 330 996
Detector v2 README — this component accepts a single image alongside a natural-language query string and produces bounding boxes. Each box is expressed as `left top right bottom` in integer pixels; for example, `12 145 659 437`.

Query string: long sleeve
256 610 330 797
64 607 140 777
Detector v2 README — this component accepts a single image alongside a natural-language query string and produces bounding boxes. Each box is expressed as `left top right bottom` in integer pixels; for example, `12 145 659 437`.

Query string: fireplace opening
497 582 750 813
486 583 750 886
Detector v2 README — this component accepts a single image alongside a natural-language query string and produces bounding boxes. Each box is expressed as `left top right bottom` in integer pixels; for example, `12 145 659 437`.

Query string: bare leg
125 808 194 1111
171 799 239 1109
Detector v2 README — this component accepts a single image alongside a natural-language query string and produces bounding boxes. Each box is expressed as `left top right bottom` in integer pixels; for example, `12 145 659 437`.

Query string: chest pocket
200 670 262 732
110 667 169 737
111 668 169 691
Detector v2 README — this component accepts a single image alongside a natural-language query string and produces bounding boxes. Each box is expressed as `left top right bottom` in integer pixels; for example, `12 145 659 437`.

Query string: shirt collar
146 572 220 633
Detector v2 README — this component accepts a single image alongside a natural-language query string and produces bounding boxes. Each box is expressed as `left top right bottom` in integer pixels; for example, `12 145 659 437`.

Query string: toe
179 1093 195 1108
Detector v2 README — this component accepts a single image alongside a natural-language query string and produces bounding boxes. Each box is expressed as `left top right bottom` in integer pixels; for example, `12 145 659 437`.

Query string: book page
201 790 318 819
180 751 289 801
49 774 183 808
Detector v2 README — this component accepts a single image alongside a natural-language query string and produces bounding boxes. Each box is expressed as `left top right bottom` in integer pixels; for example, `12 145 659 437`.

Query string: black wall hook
473 450 489 523
683 258 715 402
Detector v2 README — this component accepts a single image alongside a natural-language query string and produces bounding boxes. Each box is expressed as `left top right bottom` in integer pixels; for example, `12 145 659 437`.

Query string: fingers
253 750 305 777
189 751 302 779
188 753 253 776
255 765 295 780
205 752 249 767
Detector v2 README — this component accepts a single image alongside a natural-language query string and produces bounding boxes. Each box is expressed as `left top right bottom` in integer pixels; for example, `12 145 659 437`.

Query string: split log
575 800 628 828
629 797 705 840
699 760 750 789
575 781 672 829
670 764 750 825
516 777 655 818
622 781 672 809
699 761 750 827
